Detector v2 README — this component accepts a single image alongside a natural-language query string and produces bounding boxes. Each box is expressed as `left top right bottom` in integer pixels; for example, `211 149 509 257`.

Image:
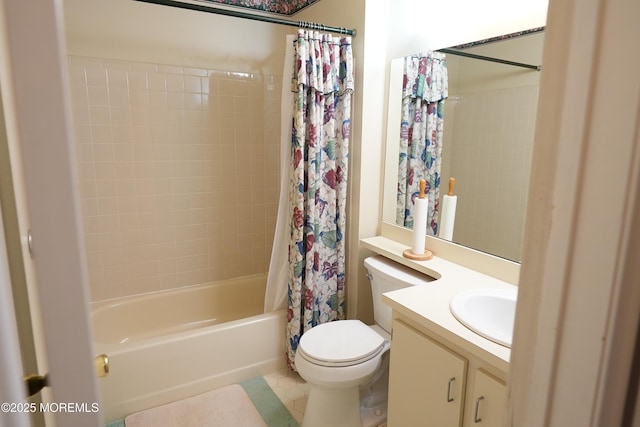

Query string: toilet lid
298 320 386 367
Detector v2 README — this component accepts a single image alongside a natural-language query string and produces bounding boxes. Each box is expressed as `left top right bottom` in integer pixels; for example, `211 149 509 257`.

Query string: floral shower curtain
286 30 353 370
396 52 448 235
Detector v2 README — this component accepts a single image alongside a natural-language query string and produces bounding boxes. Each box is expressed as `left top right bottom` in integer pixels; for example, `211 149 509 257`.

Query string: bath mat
105 420 125 427
239 376 299 427
124 384 268 427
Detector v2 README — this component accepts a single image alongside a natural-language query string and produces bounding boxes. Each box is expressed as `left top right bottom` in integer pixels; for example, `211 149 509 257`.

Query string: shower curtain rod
133 0 357 36
438 48 541 71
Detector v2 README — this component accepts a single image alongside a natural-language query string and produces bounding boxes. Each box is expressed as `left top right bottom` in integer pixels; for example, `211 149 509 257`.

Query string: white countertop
361 236 514 374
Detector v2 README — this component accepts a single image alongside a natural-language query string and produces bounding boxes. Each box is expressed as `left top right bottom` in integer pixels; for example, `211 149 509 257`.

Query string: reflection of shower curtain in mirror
396 52 448 235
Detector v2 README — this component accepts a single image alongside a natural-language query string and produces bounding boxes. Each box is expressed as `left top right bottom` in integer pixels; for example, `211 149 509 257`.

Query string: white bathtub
91 274 287 423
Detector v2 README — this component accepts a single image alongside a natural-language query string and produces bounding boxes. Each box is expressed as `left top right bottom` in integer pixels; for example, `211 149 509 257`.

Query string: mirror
382 29 545 262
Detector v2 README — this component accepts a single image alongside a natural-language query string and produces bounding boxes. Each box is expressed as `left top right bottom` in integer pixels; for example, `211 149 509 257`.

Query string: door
0 207 30 426
508 0 640 425
0 1 101 426
388 320 467 426
0 85 46 427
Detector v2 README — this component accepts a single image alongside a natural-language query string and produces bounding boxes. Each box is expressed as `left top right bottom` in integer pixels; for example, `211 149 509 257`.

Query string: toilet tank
364 255 434 333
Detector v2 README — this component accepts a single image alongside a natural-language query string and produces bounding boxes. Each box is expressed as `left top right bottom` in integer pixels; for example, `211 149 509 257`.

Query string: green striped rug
240 376 299 427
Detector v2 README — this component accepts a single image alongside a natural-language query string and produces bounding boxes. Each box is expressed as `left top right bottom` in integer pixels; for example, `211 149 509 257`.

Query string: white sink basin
449 287 517 348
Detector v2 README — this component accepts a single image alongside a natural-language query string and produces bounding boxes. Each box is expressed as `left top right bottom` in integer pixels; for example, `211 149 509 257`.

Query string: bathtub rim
91 272 268 309
91 273 269 348
94 309 283 355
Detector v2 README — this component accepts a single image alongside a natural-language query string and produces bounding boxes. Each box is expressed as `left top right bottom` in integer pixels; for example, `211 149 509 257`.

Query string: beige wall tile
69 55 280 301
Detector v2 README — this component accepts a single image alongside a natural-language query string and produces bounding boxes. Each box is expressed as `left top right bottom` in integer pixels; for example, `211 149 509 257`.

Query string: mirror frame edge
381 58 404 224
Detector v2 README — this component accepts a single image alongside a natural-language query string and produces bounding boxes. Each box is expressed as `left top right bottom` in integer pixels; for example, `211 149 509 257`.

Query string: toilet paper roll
412 197 428 255
439 194 457 241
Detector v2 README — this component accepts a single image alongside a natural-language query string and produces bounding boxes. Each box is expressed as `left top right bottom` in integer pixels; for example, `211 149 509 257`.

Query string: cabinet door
388 320 467 427
468 369 507 427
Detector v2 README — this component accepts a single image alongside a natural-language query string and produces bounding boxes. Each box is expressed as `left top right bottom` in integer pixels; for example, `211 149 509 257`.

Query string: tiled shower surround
445 85 538 261
68 56 281 301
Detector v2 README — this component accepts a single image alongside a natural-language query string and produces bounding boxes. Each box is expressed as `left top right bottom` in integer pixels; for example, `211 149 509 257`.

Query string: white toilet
295 255 434 427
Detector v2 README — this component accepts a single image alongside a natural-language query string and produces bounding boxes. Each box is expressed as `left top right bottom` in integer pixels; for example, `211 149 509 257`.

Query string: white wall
386 0 548 59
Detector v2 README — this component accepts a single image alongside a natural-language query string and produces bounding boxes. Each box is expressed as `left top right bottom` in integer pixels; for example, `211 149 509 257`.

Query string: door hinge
27 229 34 258
24 374 48 397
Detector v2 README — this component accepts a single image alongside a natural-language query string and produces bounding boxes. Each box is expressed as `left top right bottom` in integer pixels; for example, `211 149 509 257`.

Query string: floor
120 369 387 427
262 369 310 424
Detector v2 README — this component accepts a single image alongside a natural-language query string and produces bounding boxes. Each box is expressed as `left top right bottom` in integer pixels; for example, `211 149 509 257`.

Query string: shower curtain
265 30 353 370
264 35 296 314
396 52 448 235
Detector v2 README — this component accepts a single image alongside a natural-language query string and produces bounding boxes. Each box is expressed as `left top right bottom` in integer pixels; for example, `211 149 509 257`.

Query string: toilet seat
298 320 386 367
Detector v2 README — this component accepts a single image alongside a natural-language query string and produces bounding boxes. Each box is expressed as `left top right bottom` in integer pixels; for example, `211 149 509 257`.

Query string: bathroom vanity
360 235 514 427
388 319 506 426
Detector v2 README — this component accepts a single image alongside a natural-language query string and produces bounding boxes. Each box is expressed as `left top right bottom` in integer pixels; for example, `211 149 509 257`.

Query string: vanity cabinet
387 318 467 426
387 319 506 427
469 369 507 426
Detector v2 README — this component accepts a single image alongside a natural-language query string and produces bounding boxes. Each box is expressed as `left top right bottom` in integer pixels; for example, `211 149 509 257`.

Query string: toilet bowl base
302 385 361 427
